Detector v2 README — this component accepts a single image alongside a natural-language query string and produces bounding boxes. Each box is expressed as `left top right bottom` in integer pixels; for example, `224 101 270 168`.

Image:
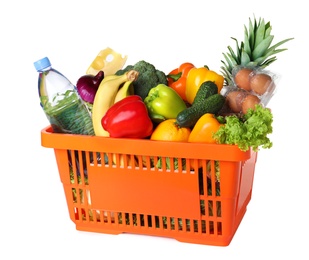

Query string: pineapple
221 16 294 86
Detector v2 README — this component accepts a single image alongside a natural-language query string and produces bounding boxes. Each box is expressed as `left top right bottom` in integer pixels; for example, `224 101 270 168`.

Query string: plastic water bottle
34 57 94 135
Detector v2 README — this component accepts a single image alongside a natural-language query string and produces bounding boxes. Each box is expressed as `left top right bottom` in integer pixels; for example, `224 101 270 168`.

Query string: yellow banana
100 73 119 83
92 70 139 136
113 80 134 104
112 153 138 168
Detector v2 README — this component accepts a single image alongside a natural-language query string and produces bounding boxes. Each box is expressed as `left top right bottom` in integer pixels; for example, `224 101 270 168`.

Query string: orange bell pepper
167 62 195 101
188 113 222 144
185 66 224 105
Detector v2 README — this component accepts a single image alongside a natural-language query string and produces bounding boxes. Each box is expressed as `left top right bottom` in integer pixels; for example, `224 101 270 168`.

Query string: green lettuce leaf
213 105 273 151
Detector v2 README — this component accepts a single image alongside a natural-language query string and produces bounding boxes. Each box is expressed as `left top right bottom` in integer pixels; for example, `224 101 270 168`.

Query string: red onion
76 71 104 103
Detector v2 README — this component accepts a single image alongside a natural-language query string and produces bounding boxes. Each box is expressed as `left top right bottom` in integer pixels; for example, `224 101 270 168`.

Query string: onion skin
76 71 104 103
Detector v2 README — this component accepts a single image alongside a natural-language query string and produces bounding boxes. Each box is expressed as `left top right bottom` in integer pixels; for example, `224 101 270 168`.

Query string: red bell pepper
101 95 153 138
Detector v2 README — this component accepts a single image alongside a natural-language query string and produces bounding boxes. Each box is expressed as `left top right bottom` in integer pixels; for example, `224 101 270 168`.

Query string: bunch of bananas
92 70 139 137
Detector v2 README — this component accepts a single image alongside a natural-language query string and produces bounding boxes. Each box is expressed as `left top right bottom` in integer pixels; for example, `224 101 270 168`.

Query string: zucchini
176 94 225 128
192 81 218 105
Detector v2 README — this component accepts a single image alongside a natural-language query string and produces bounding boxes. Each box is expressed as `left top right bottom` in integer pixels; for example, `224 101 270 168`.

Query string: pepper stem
167 72 182 82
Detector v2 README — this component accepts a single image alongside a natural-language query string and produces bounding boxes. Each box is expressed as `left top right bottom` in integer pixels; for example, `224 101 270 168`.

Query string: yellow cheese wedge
86 47 128 76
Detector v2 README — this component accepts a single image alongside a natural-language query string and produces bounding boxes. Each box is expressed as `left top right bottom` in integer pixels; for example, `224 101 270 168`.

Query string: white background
1 0 308 259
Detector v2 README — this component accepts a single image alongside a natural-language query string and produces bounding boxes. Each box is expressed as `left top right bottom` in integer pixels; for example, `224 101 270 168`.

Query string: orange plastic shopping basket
41 125 258 246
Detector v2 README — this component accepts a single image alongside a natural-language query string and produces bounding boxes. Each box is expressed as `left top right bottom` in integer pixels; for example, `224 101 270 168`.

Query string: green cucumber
192 81 218 105
176 94 225 128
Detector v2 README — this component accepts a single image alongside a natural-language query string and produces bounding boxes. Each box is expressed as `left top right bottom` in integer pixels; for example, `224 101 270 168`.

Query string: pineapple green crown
221 16 294 85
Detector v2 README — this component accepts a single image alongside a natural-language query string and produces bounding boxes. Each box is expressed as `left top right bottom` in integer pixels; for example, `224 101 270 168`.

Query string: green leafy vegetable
213 104 273 151
115 60 167 100
156 157 185 170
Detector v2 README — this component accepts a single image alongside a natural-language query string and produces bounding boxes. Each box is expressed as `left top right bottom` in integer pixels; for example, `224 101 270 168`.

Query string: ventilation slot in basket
67 149 224 236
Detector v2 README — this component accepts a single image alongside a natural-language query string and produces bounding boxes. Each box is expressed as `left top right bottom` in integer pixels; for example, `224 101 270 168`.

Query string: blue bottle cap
34 57 51 72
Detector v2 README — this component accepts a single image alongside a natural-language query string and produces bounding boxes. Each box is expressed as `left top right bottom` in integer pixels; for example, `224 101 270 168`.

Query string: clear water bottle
34 57 94 135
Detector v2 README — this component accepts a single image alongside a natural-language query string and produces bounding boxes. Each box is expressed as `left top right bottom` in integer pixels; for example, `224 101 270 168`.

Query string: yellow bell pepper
188 113 222 144
185 66 224 105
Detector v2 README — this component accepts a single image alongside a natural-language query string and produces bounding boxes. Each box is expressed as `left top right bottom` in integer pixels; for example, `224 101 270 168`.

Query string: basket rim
41 125 252 161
